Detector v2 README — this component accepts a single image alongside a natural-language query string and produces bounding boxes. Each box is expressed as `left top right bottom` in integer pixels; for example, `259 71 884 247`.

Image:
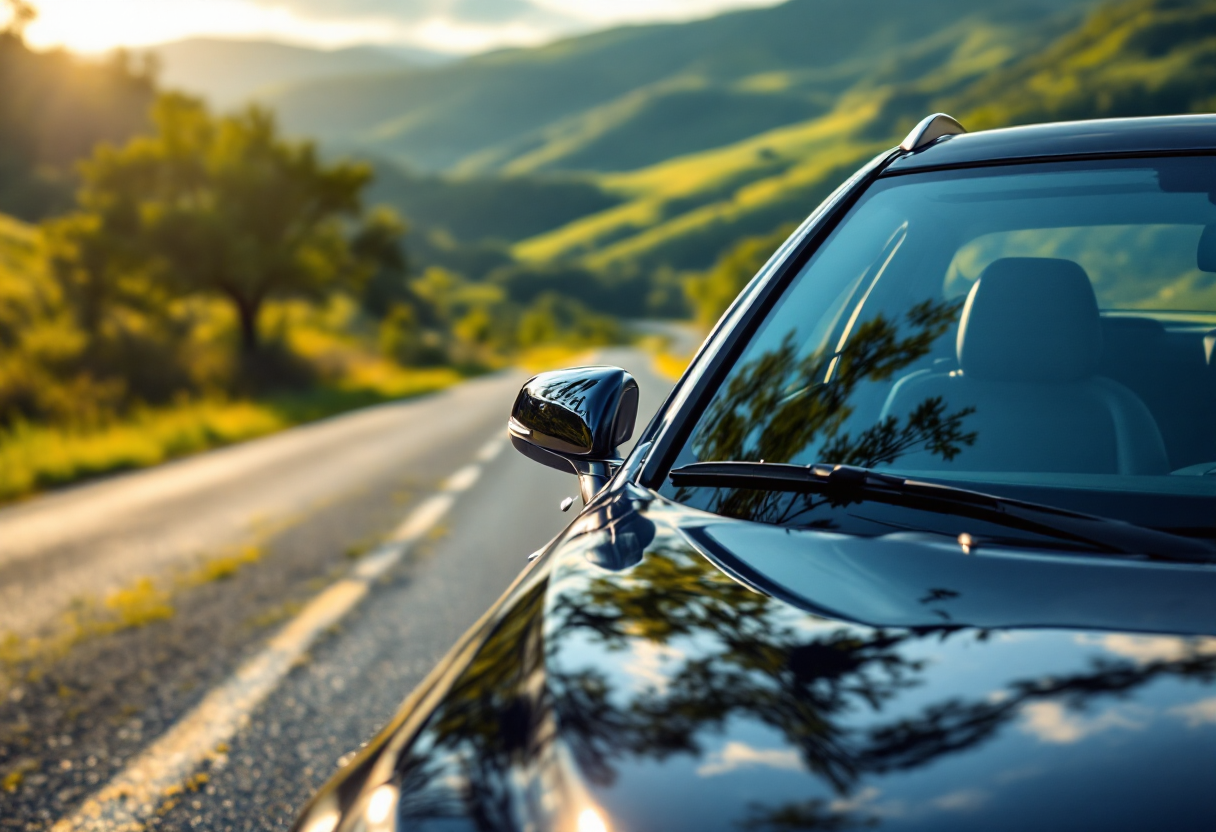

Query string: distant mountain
144 38 454 110
511 0 1216 274
263 0 1096 175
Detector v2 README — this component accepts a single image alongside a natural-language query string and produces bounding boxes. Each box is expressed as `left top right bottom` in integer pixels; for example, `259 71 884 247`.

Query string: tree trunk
235 297 261 355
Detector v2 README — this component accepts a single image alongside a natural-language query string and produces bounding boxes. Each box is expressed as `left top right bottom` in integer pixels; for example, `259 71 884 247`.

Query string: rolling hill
143 38 451 110
948 0 1216 129
264 0 1096 175
510 0 1216 274
7 0 1212 322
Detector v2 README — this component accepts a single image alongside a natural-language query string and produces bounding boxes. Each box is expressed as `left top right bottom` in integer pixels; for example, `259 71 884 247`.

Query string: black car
293 114 1216 832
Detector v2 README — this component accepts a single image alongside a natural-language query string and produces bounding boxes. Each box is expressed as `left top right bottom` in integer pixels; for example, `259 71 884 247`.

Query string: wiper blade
669 461 1216 563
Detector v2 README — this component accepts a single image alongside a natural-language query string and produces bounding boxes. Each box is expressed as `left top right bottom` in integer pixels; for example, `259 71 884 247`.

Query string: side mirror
508 366 640 504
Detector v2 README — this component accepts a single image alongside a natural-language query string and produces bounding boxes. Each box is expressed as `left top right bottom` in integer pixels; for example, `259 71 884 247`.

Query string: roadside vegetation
1 0 1212 500
0 4 622 503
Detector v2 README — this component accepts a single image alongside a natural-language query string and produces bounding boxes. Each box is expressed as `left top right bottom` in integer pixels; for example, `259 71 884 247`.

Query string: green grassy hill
266 0 1092 175
949 0 1216 128
512 0 1216 274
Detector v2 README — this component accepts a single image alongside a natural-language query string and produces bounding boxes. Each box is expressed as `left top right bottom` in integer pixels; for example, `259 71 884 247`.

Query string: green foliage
393 266 623 363
685 224 796 326
516 0 1216 293
953 0 1216 129
490 261 660 318
48 94 373 364
514 292 622 350
0 367 462 503
351 205 411 318
366 162 619 246
0 28 155 219
0 213 106 425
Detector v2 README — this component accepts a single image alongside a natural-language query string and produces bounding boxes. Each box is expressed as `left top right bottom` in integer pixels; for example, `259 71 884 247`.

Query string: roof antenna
901 113 966 152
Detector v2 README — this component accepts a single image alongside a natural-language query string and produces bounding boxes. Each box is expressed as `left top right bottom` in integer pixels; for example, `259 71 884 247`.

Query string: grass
104 578 176 629
0 318 598 507
0 533 284 695
512 96 885 270
652 351 692 382
635 332 697 382
0 573 181 682
2 759 38 794
189 545 262 584
515 343 599 373
0 365 464 505
0 400 286 503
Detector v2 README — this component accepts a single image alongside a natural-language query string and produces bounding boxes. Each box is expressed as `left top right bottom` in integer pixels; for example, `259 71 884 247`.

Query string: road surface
0 346 679 832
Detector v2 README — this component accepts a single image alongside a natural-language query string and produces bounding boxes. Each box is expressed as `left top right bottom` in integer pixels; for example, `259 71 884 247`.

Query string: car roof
885 114 1216 173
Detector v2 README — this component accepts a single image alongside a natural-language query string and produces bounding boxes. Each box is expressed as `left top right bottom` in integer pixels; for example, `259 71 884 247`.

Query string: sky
13 0 784 55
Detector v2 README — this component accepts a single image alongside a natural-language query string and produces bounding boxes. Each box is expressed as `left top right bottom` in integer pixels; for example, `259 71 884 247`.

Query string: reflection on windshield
691 298 971 467
387 540 1216 830
676 298 976 525
665 158 1216 536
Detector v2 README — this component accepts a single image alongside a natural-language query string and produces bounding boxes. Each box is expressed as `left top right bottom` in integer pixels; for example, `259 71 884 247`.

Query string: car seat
878 257 1169 474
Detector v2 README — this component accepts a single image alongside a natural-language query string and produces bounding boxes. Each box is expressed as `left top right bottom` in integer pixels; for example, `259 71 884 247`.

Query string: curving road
0 345 679 831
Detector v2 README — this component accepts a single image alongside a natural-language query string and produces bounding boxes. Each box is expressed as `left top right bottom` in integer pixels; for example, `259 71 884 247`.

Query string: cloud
531 0 782 25
697 741 802 777
828 786 881 814
622 639 684 695
932 789 989 811
23 0 577 54
1019 701 1147 745
250 0 572 27
24 0 785 54
1168 697 1216 728
1076 634 1216 666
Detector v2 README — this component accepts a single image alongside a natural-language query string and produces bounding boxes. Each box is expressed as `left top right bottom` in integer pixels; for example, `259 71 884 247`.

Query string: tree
351 205 410 319
1 0 36 37
60 93 371 360
0 6 156 220
685 224 796 327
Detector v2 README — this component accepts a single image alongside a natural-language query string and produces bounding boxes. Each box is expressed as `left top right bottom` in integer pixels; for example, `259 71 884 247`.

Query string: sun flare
20 0 407 53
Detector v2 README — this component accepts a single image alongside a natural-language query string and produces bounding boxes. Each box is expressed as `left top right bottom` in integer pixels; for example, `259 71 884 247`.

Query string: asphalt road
0 346 677 832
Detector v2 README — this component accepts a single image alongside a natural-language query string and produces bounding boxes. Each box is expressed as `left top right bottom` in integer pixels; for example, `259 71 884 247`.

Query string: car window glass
661 156 1216 537
946 225 1212 309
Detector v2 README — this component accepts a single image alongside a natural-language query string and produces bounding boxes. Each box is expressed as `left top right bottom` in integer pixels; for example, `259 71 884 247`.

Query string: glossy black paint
296 493 1216 832
509 366 639 474
886 114 1216 173
294 119 1216 832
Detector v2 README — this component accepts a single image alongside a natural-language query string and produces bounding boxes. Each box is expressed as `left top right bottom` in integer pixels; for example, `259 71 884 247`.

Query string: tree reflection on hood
674 299 977 527
388 537 1216 831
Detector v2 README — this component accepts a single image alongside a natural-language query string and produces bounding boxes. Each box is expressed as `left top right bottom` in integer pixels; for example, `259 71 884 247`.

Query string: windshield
660 156 1216 544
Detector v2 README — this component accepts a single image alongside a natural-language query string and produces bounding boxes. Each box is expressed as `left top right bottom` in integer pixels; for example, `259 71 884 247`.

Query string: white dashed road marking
54 437 506 832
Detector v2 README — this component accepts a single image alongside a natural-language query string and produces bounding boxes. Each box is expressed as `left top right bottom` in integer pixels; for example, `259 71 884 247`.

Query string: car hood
326 490 1216 832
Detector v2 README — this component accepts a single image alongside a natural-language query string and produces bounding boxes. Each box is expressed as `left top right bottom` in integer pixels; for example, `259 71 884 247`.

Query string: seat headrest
958 257 1102 383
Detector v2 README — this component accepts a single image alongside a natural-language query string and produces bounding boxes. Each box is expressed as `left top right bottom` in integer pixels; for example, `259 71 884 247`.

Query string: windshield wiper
668 461 1216 563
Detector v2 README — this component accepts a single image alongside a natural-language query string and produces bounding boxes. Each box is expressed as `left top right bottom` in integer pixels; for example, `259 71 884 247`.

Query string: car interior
677 158 1216 518
880 254 1213 476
